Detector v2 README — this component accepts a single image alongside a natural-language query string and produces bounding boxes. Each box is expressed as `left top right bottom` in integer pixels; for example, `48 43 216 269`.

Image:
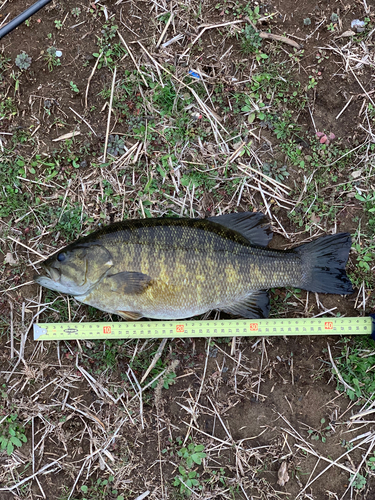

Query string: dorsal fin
208 212 272 247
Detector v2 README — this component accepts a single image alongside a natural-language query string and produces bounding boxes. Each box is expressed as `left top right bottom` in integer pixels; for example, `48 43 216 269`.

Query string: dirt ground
1 0 375 499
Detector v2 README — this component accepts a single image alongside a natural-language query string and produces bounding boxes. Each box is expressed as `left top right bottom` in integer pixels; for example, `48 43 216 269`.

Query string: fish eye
57 253 66 262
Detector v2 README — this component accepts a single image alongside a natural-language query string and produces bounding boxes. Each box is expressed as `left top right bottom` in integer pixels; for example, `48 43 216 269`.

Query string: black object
371 314 375 340
0 0 53 40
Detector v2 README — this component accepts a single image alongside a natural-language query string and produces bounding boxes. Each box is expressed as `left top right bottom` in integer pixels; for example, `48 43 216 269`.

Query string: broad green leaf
248 113 256 123
10 436 22 447
7 441 14 455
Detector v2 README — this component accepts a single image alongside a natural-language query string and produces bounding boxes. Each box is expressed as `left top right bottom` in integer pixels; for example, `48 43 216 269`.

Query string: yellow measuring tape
33 316 374 341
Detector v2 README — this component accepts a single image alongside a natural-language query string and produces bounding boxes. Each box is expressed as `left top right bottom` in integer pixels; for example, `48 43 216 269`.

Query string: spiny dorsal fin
208 212 272 247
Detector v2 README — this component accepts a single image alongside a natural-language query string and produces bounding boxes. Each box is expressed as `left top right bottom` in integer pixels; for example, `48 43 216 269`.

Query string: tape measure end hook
34 324 47 340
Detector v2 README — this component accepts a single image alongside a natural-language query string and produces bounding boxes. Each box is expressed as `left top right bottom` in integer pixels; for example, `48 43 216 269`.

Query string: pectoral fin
107 271 153 295
220 290 270 319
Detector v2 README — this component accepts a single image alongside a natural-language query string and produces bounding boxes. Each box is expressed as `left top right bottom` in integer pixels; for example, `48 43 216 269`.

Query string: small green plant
316 50 329 64
70 81 79 93
15 52 32 70
45 46 62 71
71 7 81 17
174 467 201 496
177 442 206 468
368 453 375 470
152 81 179 116
272 112 301 140
307 418 331 443
289 48 305 64
80 475 124 500
244 5 262 23
350 473 366 491
107 135 125 157
158 12 171 23
263 161 289 183
330 13 339 23
54 20 63 30
355 192 375 228
0 414 28 455
240 24 263 54
335 337 375 401
0 53 11 73
326 23 336 32
303 18 311 26
307 76 318 89
352 242 374 272
93 22 127 69
151 371 176 389
241 96 266 122
173 440 207 497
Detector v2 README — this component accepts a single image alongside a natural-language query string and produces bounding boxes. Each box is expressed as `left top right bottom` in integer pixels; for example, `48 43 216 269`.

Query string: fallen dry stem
103 66 117 163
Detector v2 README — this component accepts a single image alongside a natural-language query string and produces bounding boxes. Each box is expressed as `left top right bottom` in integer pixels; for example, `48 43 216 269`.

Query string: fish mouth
34 265 61 284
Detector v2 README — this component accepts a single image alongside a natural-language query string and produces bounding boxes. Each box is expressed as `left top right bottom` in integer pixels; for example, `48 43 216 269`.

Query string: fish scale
83 226 298 318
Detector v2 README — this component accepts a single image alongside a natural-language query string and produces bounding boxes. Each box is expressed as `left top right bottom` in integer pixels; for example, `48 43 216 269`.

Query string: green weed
107 134 125 157
180 170 217 192
239 25 263 54
70 81 79 93
80 475 124 500
350 473 366 491
307 418 332 443
15 52 32 70
152 370 176 389
71 7 81 17
335 337 375 401
152 80 179 116
93 22 126 69
45 46 61 71
262 161 289 183
0 154 30 218
87 339 126 371
173 439 207 497
0 96 17 119
0 414 28 455
307 76 318 89
355 192 375 231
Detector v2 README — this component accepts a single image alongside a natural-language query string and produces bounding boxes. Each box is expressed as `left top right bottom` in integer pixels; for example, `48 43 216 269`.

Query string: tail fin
295 233 353 294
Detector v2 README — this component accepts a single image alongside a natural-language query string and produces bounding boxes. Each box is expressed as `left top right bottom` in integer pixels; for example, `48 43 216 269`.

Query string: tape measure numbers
34 316 375 341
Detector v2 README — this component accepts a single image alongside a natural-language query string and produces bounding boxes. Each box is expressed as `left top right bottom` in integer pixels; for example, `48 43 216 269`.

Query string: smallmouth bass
35 212 353 320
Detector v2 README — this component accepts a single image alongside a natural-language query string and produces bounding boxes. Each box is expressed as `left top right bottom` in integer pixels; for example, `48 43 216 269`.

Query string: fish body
35 213 353 320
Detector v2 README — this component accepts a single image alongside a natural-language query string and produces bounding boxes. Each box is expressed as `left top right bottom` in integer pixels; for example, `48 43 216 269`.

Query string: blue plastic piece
189 70 201 79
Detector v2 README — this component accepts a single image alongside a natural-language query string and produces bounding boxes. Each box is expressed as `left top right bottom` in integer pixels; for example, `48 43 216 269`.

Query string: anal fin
220 290 270 319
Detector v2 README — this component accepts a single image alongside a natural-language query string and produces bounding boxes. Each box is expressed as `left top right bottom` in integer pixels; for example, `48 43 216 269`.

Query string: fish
34 212 353 320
